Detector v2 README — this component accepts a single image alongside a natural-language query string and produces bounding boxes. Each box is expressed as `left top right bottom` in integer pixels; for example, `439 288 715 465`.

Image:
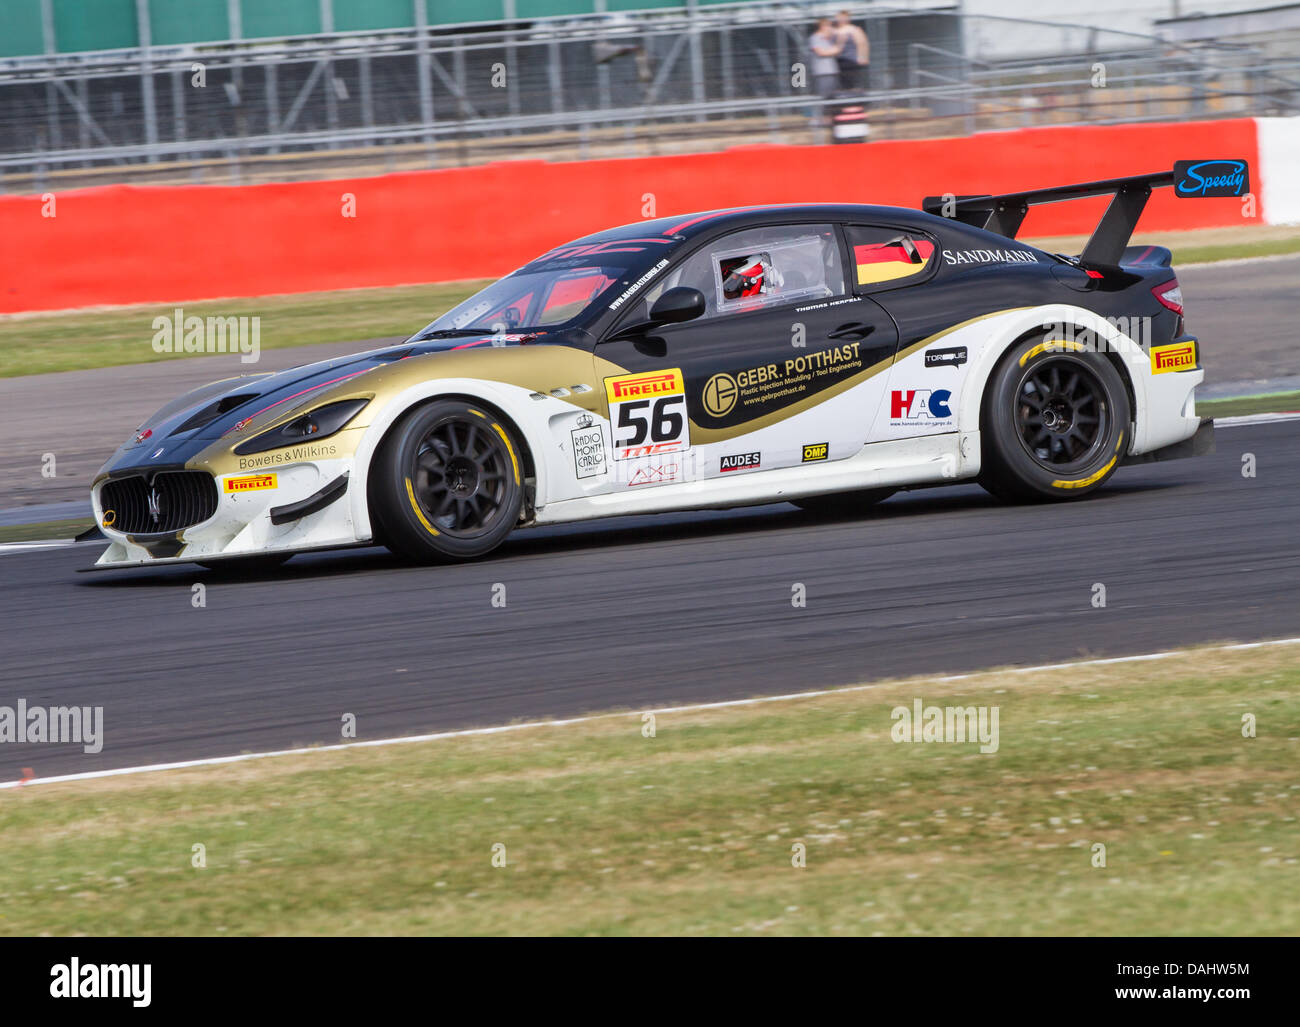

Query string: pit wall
3 115 1292 314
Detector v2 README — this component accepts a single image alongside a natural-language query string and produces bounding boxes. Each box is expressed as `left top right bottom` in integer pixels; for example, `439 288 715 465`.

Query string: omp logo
703 373 739 417
1151 342 1197 374
224 473 277 493
605 370 683 402
802 443 829 462
890 388 952 420
50 958 151 1007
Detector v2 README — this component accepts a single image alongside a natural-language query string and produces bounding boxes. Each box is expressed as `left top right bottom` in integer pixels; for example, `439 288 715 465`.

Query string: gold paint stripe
688 308 1030 446
1020 339 1088 367
492 423 521 485
405 477 440 535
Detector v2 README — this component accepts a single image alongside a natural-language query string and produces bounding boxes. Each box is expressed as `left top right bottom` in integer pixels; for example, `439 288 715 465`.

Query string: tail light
1152 279 1183 315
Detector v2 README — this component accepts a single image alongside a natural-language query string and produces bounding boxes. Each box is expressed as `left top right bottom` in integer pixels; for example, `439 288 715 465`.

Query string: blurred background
3 0 1299 192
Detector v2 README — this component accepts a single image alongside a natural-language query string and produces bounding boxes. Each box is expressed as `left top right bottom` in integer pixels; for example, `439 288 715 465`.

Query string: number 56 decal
604 369 692 460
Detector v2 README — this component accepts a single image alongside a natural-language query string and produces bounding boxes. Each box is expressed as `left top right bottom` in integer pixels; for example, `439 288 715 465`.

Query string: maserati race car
90 164 1236 568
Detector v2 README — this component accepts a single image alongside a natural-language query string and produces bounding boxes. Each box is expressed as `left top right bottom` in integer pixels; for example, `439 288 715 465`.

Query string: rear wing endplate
922 160 1249 267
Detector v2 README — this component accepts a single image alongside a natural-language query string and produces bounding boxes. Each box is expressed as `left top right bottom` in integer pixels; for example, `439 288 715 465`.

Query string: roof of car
571 203 941 245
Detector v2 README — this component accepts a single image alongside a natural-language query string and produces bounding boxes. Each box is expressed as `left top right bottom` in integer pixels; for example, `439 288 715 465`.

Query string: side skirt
534 433 976 525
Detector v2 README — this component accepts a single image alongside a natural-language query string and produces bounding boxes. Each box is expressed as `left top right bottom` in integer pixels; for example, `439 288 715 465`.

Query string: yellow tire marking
491 423 520 485
1020 339 1088 367
1051 432 1123 489
405 477 439 535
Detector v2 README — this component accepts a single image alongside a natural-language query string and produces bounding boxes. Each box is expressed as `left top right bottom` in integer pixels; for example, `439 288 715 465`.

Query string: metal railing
2 4 1297 192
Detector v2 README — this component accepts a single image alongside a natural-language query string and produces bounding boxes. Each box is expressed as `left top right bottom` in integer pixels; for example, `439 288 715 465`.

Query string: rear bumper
1123 416 1214 465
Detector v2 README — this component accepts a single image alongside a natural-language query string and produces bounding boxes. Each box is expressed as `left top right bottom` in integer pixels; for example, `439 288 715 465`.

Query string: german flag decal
854 240 936 286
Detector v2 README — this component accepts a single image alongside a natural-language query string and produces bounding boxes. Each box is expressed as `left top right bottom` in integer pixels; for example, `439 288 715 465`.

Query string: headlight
233 398 369 456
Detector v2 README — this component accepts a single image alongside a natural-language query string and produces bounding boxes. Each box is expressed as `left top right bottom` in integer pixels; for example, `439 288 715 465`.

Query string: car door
597 222 899 487
839 223 958 442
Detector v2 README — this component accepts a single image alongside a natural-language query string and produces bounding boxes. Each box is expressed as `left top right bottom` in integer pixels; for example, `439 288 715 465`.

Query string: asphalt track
0 418 1296 781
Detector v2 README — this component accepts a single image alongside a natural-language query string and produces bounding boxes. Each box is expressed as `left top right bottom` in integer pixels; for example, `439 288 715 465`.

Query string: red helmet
722 253 783 300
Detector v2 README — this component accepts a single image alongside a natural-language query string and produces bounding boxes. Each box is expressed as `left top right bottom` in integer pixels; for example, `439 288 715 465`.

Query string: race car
90 164 1233 569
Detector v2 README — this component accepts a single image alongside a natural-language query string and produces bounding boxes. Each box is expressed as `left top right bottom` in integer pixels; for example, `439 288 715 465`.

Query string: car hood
93 331 592 480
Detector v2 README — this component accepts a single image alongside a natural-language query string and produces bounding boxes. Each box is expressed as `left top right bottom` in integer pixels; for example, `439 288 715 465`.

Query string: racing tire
980 336 1130 502
791 487 896 514
368 399 525 562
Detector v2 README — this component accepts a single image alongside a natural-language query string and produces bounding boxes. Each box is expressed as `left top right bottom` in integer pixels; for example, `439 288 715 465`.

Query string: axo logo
890 388 952 422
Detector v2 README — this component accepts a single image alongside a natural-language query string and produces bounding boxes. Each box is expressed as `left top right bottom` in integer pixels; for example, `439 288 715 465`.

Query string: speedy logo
1150 341 1196 374
605 370 683 403
224 473 277 493
802 443 829 462
890 389 952 421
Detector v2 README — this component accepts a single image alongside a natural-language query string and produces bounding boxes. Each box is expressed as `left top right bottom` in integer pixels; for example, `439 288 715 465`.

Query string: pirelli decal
604 369 690 461
224 473 277 493
1150 341 1197 374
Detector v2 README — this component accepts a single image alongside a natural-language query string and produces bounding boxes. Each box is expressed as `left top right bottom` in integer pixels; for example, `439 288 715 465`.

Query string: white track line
4 636 1299 791
1217 411 1300 426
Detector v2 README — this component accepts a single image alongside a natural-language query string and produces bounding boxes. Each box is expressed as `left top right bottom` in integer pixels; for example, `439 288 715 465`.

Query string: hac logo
1173 159 1249 198
891 388 952 420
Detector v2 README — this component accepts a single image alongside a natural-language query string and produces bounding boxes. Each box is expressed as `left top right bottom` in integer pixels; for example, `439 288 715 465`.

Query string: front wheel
368 400 525 562
980 337 1131 501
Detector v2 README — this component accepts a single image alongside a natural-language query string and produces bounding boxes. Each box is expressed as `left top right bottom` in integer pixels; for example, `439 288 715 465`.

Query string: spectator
834 10 870 93
808 18 842 99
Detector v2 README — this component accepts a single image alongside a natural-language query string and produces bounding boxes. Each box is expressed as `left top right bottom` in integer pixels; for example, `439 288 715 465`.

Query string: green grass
0 280 486 379
2 644 1296 936
0 518 93 544
1200 391 1300 419
1170 237 1300 265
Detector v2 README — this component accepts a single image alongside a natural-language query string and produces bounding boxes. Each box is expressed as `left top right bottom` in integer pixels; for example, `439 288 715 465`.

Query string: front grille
100 471 218 535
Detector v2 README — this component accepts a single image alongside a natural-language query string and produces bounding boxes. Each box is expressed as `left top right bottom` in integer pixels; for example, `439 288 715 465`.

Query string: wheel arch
956 306 1146 453
349 381 545 540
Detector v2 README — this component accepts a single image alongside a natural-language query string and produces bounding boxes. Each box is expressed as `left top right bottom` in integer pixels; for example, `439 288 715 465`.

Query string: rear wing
921 160 1249 267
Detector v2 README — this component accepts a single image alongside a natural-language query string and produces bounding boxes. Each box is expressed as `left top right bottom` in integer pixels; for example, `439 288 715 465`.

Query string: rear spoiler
922 160 1249 267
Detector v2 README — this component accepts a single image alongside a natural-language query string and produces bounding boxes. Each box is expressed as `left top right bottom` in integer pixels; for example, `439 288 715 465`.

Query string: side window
637 223 845 322
846 225 937 288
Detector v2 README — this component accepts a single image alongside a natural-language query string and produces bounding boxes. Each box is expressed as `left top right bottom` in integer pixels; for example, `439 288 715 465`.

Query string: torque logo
1150 341 1197 374
890 388 952 421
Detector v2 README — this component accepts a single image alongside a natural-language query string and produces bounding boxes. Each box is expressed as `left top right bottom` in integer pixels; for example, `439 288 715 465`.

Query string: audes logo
802 443 829 462
703 373 739 418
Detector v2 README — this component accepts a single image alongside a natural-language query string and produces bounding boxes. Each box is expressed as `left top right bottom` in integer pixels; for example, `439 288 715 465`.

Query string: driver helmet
722 253 784 300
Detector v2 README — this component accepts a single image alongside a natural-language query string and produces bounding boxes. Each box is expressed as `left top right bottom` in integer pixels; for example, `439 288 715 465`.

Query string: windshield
412 238 677 338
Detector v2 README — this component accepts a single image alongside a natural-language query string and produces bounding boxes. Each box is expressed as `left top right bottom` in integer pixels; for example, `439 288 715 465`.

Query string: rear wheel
980 336 1130 501
368 400 524 562
791 487 895 515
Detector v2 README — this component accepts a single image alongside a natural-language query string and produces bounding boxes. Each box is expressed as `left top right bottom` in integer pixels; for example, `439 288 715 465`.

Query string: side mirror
649 287 706 325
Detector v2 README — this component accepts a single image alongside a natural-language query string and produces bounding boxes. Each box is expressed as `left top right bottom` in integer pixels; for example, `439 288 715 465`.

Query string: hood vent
171 393 259 435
